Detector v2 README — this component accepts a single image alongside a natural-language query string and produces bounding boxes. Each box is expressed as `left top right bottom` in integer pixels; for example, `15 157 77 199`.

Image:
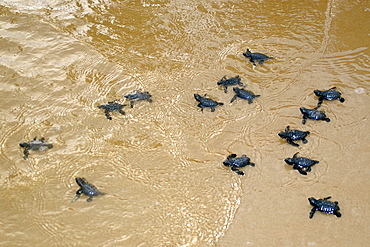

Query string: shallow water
0 0 369 246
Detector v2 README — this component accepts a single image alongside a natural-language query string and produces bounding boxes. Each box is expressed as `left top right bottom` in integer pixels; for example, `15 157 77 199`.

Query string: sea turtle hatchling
230 87 260 104
124 89 153 108
308 196 342 219
97 100 125 120
223 154 255 176
194 94 224 112
300 107 330 124
243 49 273 66
19 137 53 160
278 126 310 147
217 75 245 93
284 152 319 175
314 87 345 107
72 177 105 202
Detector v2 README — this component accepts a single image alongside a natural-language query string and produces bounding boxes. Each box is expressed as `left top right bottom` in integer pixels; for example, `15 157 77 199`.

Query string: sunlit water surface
0 0 369 246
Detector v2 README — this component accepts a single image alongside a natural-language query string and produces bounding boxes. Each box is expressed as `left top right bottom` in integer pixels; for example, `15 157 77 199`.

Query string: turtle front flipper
197 104 204 112
231 166 244 176
317 98 324 107
23 149 30 160
104 109 112 120
230 95 238 103
227 154 237 160
297 168 308 175
287 139 299 147
302 115 308 125
309 207 317 218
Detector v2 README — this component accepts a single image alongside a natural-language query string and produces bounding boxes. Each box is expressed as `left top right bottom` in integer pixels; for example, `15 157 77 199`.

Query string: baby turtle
223 154 255 176
124 89 153 108
230 87 260 104
19 137 53 160
300 107 330 124
278 126 310 147
97 100 125 120
243 49 273 66
284 152 319 175
314 87 345 107
72 177 105 202
194 94 224 112
217 75 245 93
308 196 341 219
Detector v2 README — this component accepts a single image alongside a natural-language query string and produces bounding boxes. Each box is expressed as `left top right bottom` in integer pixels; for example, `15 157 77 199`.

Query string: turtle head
194 94 201 101
300 107 308 114
313 90 322 97
278 131 287 139
19 142 30 148
284 158 294 165
217 80 224 85
223 161 233 167
243 49 252 57
308 197 318 206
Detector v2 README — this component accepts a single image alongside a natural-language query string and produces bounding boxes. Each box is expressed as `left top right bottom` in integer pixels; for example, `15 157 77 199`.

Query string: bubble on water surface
354 87 365 94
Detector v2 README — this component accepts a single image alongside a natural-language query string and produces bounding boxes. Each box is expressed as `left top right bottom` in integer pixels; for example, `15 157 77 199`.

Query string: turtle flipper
309 207 317 218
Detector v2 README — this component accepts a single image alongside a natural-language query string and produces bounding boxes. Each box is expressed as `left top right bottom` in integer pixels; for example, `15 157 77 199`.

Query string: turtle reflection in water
72 177 105 202
19 137 53 160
